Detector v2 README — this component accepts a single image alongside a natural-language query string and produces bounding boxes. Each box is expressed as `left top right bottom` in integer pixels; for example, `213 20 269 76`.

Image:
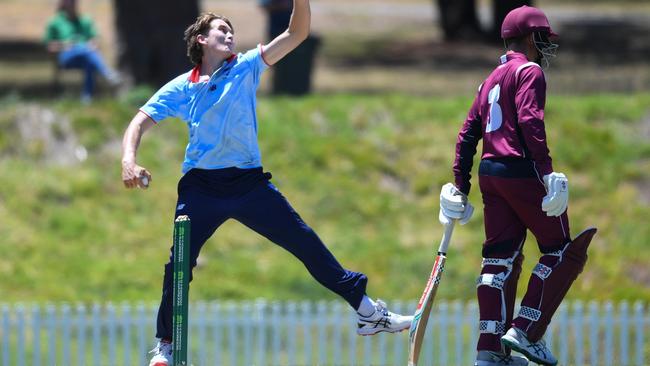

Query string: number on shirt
486 84 502 133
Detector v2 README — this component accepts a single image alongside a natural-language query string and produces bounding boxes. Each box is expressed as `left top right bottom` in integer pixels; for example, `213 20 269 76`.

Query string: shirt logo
176 203 186 211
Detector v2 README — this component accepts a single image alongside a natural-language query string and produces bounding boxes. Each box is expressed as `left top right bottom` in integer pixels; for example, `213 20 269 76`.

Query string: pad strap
481 257 513 269
533 263 553 279
476 273 505 290
479 320 506 334
518 306 542 321
546 249 563 257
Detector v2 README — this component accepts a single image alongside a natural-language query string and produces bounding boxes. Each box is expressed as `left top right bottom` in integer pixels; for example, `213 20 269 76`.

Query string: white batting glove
542 172 569 217
439 183 474 225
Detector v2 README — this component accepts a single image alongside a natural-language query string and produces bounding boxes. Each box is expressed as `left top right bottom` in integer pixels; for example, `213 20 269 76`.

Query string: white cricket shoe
356 299 413 336
475 350 529 366
148 340 173 366
501 327 557 366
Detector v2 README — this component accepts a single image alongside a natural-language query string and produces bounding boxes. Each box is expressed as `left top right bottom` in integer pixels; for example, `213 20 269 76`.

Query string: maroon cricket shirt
453 52 553 195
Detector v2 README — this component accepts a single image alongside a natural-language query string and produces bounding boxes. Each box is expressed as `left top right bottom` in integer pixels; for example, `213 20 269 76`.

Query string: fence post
194 301 205 366
573 300 584 366
92 303 101 366
316 301 327 365
16 304 25 366
107 303 117 365
227 302 237 366
439 301 449 366
634 301 644 366
467 301 479 366
210 301 222 366
363 323 372 366
62 303 71 366
331 301 342 366
1 304 9 366
301 301 313 366
393 301 407 366
135 303 146 366
619 301 629 366
242 301 252 366
256 299 267 366
46 303 56 366
589 301 599 366
287 301 297 366
604 301 614 366
76 304 87 366
271 301 281 366
122 302 132 366
32 304 41 366
453 300 462 366
346 302 357 366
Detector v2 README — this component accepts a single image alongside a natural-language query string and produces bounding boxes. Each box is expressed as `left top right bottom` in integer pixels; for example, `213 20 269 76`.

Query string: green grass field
1 92 649 303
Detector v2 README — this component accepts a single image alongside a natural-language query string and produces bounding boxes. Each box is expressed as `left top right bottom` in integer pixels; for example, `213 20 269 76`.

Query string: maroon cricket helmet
501 5 558 40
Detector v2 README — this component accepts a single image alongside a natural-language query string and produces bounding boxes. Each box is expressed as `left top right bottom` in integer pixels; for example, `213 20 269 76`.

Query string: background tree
437 0 532 42
437 0 482 41
492 0 532 40
259 0 319 95
113 0 199 87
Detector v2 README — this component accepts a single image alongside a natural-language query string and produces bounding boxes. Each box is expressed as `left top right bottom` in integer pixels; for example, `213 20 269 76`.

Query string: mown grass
0 92 649 303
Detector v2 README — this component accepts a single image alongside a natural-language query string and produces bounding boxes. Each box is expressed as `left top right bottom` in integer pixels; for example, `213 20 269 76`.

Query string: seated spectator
44 0 120 102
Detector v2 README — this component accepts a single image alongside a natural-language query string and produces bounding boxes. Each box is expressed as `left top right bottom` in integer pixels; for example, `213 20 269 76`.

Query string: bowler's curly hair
184 13 234 65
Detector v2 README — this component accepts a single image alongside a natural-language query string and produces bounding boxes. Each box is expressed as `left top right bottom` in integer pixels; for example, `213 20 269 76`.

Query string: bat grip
437 220 456 254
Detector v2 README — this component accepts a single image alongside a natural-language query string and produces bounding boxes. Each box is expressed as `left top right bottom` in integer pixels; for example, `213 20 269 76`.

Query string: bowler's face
204 19 235 55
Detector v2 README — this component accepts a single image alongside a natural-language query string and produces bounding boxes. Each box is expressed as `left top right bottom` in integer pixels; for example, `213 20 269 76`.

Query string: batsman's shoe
357 299 413 336
501 327 557 366
475 350 529 366
148 340 172 366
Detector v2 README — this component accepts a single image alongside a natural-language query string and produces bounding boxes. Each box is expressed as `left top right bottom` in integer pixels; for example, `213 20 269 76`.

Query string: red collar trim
187 54 237 83
188 65 202 83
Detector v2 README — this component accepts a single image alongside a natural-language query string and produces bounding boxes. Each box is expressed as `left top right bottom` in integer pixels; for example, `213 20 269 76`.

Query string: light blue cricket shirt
140 46 269 174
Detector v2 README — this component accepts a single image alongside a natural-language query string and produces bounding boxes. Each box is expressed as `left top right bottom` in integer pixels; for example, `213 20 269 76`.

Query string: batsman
440 6 597 366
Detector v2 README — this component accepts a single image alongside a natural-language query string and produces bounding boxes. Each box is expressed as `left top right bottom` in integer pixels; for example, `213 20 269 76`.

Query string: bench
0 38 83 96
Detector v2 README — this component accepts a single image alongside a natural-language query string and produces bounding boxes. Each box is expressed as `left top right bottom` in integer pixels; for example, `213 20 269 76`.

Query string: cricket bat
407 219 456 366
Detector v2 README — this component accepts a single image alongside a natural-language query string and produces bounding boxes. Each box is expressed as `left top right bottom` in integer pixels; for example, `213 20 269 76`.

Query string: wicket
172 215 191 366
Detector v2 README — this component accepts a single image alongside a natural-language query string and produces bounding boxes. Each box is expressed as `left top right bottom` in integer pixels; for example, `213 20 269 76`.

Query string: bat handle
437 219 456 254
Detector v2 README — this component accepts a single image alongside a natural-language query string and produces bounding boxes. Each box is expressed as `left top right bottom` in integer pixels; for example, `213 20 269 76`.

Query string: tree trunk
436 0 482 41
113 0 199 87
436 0 533 42
492 1 532 40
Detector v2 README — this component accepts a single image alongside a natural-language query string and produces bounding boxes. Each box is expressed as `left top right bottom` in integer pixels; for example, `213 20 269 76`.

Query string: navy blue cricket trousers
155 168 368 339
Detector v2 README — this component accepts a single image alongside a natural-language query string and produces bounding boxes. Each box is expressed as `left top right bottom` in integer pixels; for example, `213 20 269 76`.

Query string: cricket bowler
120 1 412 365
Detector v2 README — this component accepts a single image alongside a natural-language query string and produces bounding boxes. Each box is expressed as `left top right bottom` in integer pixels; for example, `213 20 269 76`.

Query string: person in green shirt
44 0 120 102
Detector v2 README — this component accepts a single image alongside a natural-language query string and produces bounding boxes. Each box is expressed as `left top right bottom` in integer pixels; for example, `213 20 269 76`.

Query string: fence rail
1 300 648 366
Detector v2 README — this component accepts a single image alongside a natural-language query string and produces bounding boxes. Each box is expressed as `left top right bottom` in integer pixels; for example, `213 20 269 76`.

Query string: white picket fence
0 300 648 366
